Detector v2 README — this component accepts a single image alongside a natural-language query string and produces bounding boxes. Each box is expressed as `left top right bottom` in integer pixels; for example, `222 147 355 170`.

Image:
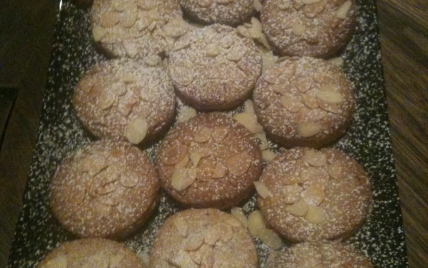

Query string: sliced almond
124 40 139 58
163 19 189 38
169 250 197 268
305 205 326 224
100 11 121 28
204 225 222 245
248 210 266 237
328 57 344 67
120 9 137 28
174 217 189 238
227 151 252 176
263 67 282 84
97 87 116 110
119 170 140 188
194 127 212 143
303 0 326 18
336 0 352 19
173 37 191 52
254 181 272 199
205 44 222 57
137 0 156 10
171 66 194 86
262 150 276 163
328 160 343 179
177 106 197 123
294 76 312 93
282 184 303 204
320 244 336 260
144 55 161 66
92 26 107 42
292 22 306 36
257 132 269 151
233 112 263 134
109 250 125 268
79 155 107 176
96 188 124 206
171 167 195 191
190 147 211 167
163 143 188 165
231 207 248 227
316 90 343 104
286 198 309 217
301 185 324 206
280 94 304 113
277 1 291 10
124 118 148 144
211 126 229 142
302 0 321 3
216 0 233 4
254 0 263 11
302 90 319 109
212 162 228 178
175 153 190 168
300 166 329 186
226 45 248 62
122 73 138 84
259 229 282 250
185 233 205 251
198 0 213 7
92 201 112 217
303 150 327 166
297 122 322 137
66 187 86 205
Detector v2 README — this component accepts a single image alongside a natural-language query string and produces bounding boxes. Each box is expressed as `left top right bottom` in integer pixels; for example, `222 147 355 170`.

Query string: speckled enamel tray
7 0 408 267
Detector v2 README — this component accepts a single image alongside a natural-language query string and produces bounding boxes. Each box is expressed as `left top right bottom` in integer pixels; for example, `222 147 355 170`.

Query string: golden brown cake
257 147 371 242
157 113 262 209
50 140 159 239
90 0 188 58
266 241 373 268
168 24 262 111
180 0 256 26
38 238 145 268
253 56 355 148
261 0 357 57
73 58 176 145
150 209 258 268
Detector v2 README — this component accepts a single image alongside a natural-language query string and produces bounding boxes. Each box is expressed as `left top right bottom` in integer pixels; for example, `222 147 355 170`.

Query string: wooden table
0 1 426 267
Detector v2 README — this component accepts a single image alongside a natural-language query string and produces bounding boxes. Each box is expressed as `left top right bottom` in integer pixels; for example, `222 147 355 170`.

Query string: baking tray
7 0 408 267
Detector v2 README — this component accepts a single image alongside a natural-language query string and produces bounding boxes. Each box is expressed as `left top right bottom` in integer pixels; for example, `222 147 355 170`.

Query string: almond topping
336 0 352 19
169 250 195 268
205 44 222 57
262 150 276 163
302 0 321 3
283 184 303 204
257 132 269 151
227 151 252 176
259 229 282 250
294 76 312 93
177 106 197 123
292 22 306 36
174 217 189 238
263 67 282 84
185 233 205 251
175 153 190 168
328 57 344 67
320 244 336 260
220 224 234 242
122 73 137 84
286 198 309 217
164 143 188 165
137 0 156 10
248 210 266 237
144 55 161 66
233 112 263 134
124 118 148 144
316 91 343 104
254 181 272 199
173 37 191 51
297 122 322 137
163 19 189 38
303 0 326 18
119 171 139 188
67 188 86 205
261 50 278 73
92 201 112 217
231 207 248 227
328 160 343 179
171 168 195 191
212 162 228 178
109 251 125 268
204 225 222 245
300 167 329 186
100 11 120 28
78 155 107 176
302 90 319 109
281 94 304 113
303 150 327 166
305 205 326 224
194 127 212 143
190 147 211 167
301 185 324 206
216 0 232 4
172 66 194 86
97 89 116 110
254 0 263 11
198 0 213 7
211 127 229 142
227 45 248 62
124 40 139 58
120 9 137 28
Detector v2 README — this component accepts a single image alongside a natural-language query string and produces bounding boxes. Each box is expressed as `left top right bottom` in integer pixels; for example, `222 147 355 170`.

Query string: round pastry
261 0 357 57
253 57 355 148
157 113 262 209
150 208 258 268
73 58 176 145
38 238 145 268
168 24 262 111
266 241 373 268
257 147 371 242
50 140 159 239
90 0 188 58
180 0 256 26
